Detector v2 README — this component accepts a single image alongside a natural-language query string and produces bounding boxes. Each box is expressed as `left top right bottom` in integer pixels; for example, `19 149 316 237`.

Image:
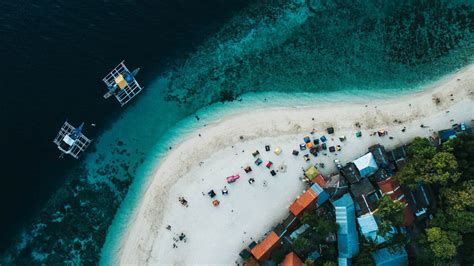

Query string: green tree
394 162 418 188
431 210 474 234
321 261 337 266
424 227 462 260
422 152 460 184
441 139 455 153
408 137 437 160
301 212 338 240
375 195 406 236
294 233 315 256
440 180 474 211
459 233 474 265
352 249 375 266
451 133 474 179
395 138 436 187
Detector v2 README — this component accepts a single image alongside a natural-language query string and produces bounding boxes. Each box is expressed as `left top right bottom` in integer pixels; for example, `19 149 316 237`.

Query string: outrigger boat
102 61 143 106
53 121 91 159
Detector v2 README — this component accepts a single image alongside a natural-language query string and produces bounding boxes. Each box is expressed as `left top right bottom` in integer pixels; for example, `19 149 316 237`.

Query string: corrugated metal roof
372 247 408 266
357 214 386 244
250 231 280 261
311 183 329 207
332 193 359 258
289 188 317 216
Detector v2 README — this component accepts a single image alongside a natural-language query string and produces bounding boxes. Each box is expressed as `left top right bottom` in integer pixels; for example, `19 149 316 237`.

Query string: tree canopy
396 138 461 186
450 133 474 180
301 211 338 240
408 137 437 160
422 152 460 184
424 227 462 260
440 180 474 212
374 195 406 238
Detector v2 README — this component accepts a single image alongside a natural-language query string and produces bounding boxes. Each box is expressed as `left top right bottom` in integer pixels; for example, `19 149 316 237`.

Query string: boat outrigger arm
102 61 143 107
53 121 92 159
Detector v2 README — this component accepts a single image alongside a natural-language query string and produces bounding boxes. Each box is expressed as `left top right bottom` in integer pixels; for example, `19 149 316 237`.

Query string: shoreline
112 64 474 264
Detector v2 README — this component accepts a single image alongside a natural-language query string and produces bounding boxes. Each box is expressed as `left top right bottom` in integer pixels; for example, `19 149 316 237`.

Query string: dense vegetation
395 133 474 264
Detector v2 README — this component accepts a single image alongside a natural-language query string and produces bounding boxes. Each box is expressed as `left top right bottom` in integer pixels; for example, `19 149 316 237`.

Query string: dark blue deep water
0 0 473 264
0 0 251 257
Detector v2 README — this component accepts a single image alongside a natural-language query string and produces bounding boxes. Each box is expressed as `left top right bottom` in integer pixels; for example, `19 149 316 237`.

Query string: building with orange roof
289 189 317 216
250 231 281 261
281 252 303 266
313 174 326 188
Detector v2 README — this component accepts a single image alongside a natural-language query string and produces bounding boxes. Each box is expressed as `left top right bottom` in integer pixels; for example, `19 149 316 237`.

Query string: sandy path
115 65 474 265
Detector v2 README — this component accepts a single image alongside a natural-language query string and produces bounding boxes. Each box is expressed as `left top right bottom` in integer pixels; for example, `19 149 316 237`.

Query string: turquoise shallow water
4 0 473 264
100 1 473 262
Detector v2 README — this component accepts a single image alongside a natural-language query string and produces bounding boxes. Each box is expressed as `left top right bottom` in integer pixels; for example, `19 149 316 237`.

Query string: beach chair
356 131 362 138
299 143 307 151
292 150 299 156
320 136 327 142
274 147 282 155
304 154 310 161
304 136 311 143
266 161 273 168
244 166 252 173
255 158 263 166
252 150 260 157
327 127 334 134
265 145 271 151
208 190 216 198
270 170 277 176
329 146 336 152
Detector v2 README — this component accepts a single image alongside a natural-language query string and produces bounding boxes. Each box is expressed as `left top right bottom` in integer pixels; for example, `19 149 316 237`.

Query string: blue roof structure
372 248 408 266
308 251 320 261
338 257 352 266
353 153 379 178
332 193 359 258
311 183 329 207
290 224 310 240
438 129 457 142
357 214 386 244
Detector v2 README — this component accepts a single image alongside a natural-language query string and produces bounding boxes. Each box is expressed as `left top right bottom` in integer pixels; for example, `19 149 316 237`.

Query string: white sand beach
115 65 474 265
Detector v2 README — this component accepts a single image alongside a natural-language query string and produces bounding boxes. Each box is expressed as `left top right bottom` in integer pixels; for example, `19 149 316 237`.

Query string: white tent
353 153 378 178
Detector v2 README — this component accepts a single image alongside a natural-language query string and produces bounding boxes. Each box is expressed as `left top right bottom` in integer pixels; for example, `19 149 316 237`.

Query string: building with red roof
377 176 414 226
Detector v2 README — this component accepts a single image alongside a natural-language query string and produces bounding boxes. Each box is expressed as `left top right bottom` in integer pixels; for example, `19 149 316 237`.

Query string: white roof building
353 153 379 178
